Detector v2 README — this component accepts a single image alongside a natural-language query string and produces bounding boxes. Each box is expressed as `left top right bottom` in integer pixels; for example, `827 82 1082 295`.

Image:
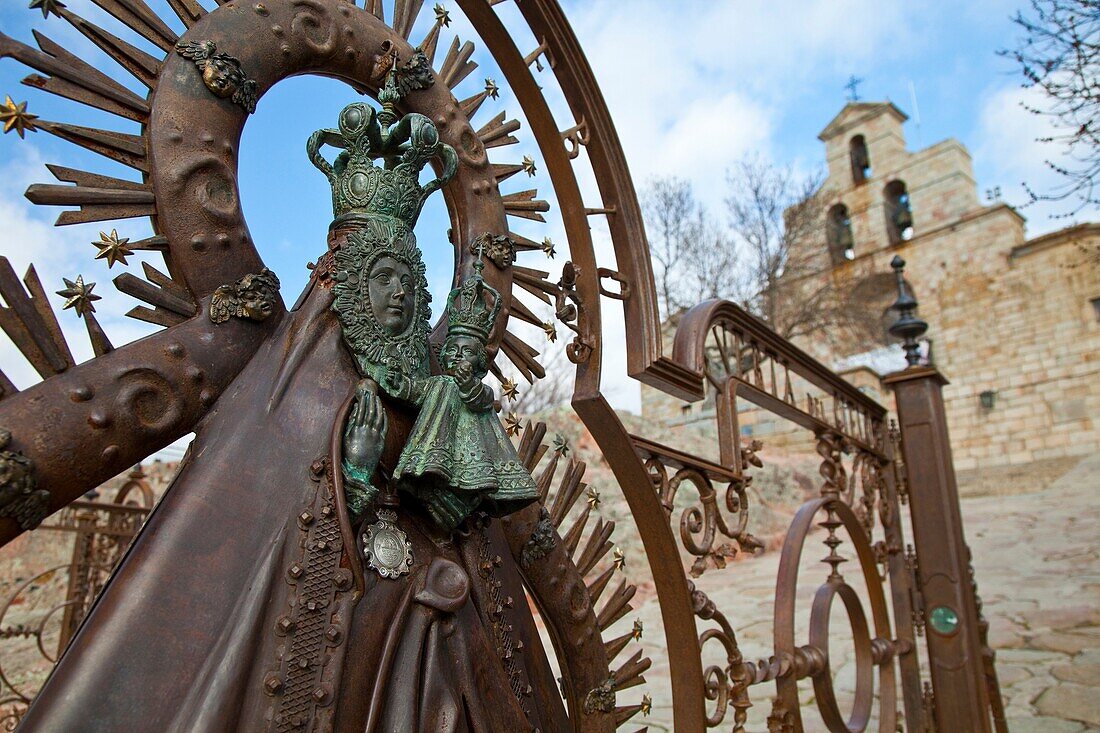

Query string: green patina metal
310 66 535 536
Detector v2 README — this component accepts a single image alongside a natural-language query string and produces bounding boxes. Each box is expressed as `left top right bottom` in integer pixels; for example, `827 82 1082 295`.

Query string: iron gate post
884 366 994 732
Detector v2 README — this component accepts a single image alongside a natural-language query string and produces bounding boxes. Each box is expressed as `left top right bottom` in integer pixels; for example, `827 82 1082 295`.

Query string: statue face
368 256 415 336
441 334 486 377
202 57 240 98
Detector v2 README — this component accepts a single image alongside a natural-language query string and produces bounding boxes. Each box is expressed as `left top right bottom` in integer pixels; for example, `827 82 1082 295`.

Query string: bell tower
815 101 983 264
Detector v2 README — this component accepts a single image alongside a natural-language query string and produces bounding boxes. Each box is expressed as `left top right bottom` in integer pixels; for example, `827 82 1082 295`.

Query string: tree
640 157 887 349
1002 0 1100 215
640 177 736 319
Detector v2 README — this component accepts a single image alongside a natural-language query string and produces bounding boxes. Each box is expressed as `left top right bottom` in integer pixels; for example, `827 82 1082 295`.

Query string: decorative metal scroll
0 468 154 727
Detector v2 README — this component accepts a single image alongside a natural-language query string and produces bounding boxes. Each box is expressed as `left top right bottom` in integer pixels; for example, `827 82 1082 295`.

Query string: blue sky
0 0 1093 416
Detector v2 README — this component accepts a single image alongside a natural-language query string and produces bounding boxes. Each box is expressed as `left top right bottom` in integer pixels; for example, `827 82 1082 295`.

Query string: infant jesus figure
382 260 540 532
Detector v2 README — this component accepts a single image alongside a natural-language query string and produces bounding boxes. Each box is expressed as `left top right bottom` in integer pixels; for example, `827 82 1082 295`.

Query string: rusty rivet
290 713 306 727
320 504 334 518
310 459 326 477
102 444 119 462
88 411 110 429
263 674 282 695
316 539 329 551
312 687 327 703
504 596 514 608
166 342 185 358
186 366 203 382
275 616 295 635
333 569 352 590
324 626 341 643
288 564 304 579
297 657 309 670
253 2 268 15
305 600 318 612
199 388 216 407
299 511 314 525
70 385 93 402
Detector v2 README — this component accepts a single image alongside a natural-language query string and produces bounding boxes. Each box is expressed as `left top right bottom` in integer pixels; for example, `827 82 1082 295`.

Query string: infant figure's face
441 335 485 378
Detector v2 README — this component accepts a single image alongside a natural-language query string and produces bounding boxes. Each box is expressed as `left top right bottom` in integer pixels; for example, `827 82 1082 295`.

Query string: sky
0 0 1094 425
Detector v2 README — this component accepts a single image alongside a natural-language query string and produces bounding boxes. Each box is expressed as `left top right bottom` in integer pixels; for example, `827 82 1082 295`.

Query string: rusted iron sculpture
0 1 1002 731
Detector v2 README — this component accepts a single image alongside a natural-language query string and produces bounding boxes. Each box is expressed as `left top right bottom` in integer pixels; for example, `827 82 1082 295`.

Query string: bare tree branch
1001 0 1100 216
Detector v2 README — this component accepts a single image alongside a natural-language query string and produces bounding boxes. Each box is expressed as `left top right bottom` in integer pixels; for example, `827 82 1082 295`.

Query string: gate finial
888 256 928 367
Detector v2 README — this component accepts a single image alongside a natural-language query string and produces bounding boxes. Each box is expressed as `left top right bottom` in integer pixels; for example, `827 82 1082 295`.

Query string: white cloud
974 83 1098 234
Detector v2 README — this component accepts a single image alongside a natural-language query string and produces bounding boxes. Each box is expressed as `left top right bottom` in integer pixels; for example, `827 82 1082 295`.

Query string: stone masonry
643 102 1100 488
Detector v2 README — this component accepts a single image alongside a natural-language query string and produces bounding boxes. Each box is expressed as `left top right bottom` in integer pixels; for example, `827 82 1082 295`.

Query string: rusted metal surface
0 0 1001 730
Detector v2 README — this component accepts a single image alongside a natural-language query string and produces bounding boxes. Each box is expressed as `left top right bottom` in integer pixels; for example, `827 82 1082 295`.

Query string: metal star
29 0 66 19
542 321 557 342
0 96 39 138
504 412 522 436
552 434 569 456
433 3 451 26
501 377 519 401
585 487 601 509
641 693 652 716
484 78 500 100
56 275 101 316
541 237 556 259
612 547 626 571
92 229 133 269
522 155 537 177
632 619 644 641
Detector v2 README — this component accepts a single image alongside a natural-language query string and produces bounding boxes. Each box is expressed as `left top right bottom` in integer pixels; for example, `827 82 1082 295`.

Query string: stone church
643 101 1100 493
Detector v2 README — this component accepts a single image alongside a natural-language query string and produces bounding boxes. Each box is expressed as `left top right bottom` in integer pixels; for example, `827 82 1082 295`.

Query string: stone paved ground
615 452 1100 731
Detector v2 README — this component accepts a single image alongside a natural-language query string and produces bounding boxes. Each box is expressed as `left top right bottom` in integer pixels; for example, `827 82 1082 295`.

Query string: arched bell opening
827 203 855 264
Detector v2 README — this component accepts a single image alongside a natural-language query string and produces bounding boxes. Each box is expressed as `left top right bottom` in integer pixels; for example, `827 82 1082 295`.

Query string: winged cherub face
201 55 244 99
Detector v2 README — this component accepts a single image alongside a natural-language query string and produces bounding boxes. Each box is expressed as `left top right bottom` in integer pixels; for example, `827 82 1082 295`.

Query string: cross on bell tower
845 75 864 102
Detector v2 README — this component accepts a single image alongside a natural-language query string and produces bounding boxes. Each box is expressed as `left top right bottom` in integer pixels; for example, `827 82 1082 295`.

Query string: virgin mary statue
17 88 566 732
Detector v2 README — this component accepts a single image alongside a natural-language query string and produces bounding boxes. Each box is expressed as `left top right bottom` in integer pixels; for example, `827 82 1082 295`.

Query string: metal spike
164 0 205 26
364 0 384 22
58 8 161 89
597 580 636 632
392 0 425 40
490 162 524 184
88 0 178 52
506 231 545 253
1 30 149 121
575 517 614 576
457 89 489 120
0 259 74 377
500 329 545 382
26 165 154 226
506 297 543 328
476 110 520 148
438 37 477 89
37 120 147 172
114 265 197 325
502 189 550 222
512 265 558 304
601 626 633 663
586 564 615 605
613 649 651 691
560 503 591 557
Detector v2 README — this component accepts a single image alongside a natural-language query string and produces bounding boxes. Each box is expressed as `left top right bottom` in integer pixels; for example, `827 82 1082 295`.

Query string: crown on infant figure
306 51 458 228
446 256 502 342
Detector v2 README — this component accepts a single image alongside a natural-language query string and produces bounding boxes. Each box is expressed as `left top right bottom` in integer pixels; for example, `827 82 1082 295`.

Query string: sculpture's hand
343 379 387 476
453 361 480 394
